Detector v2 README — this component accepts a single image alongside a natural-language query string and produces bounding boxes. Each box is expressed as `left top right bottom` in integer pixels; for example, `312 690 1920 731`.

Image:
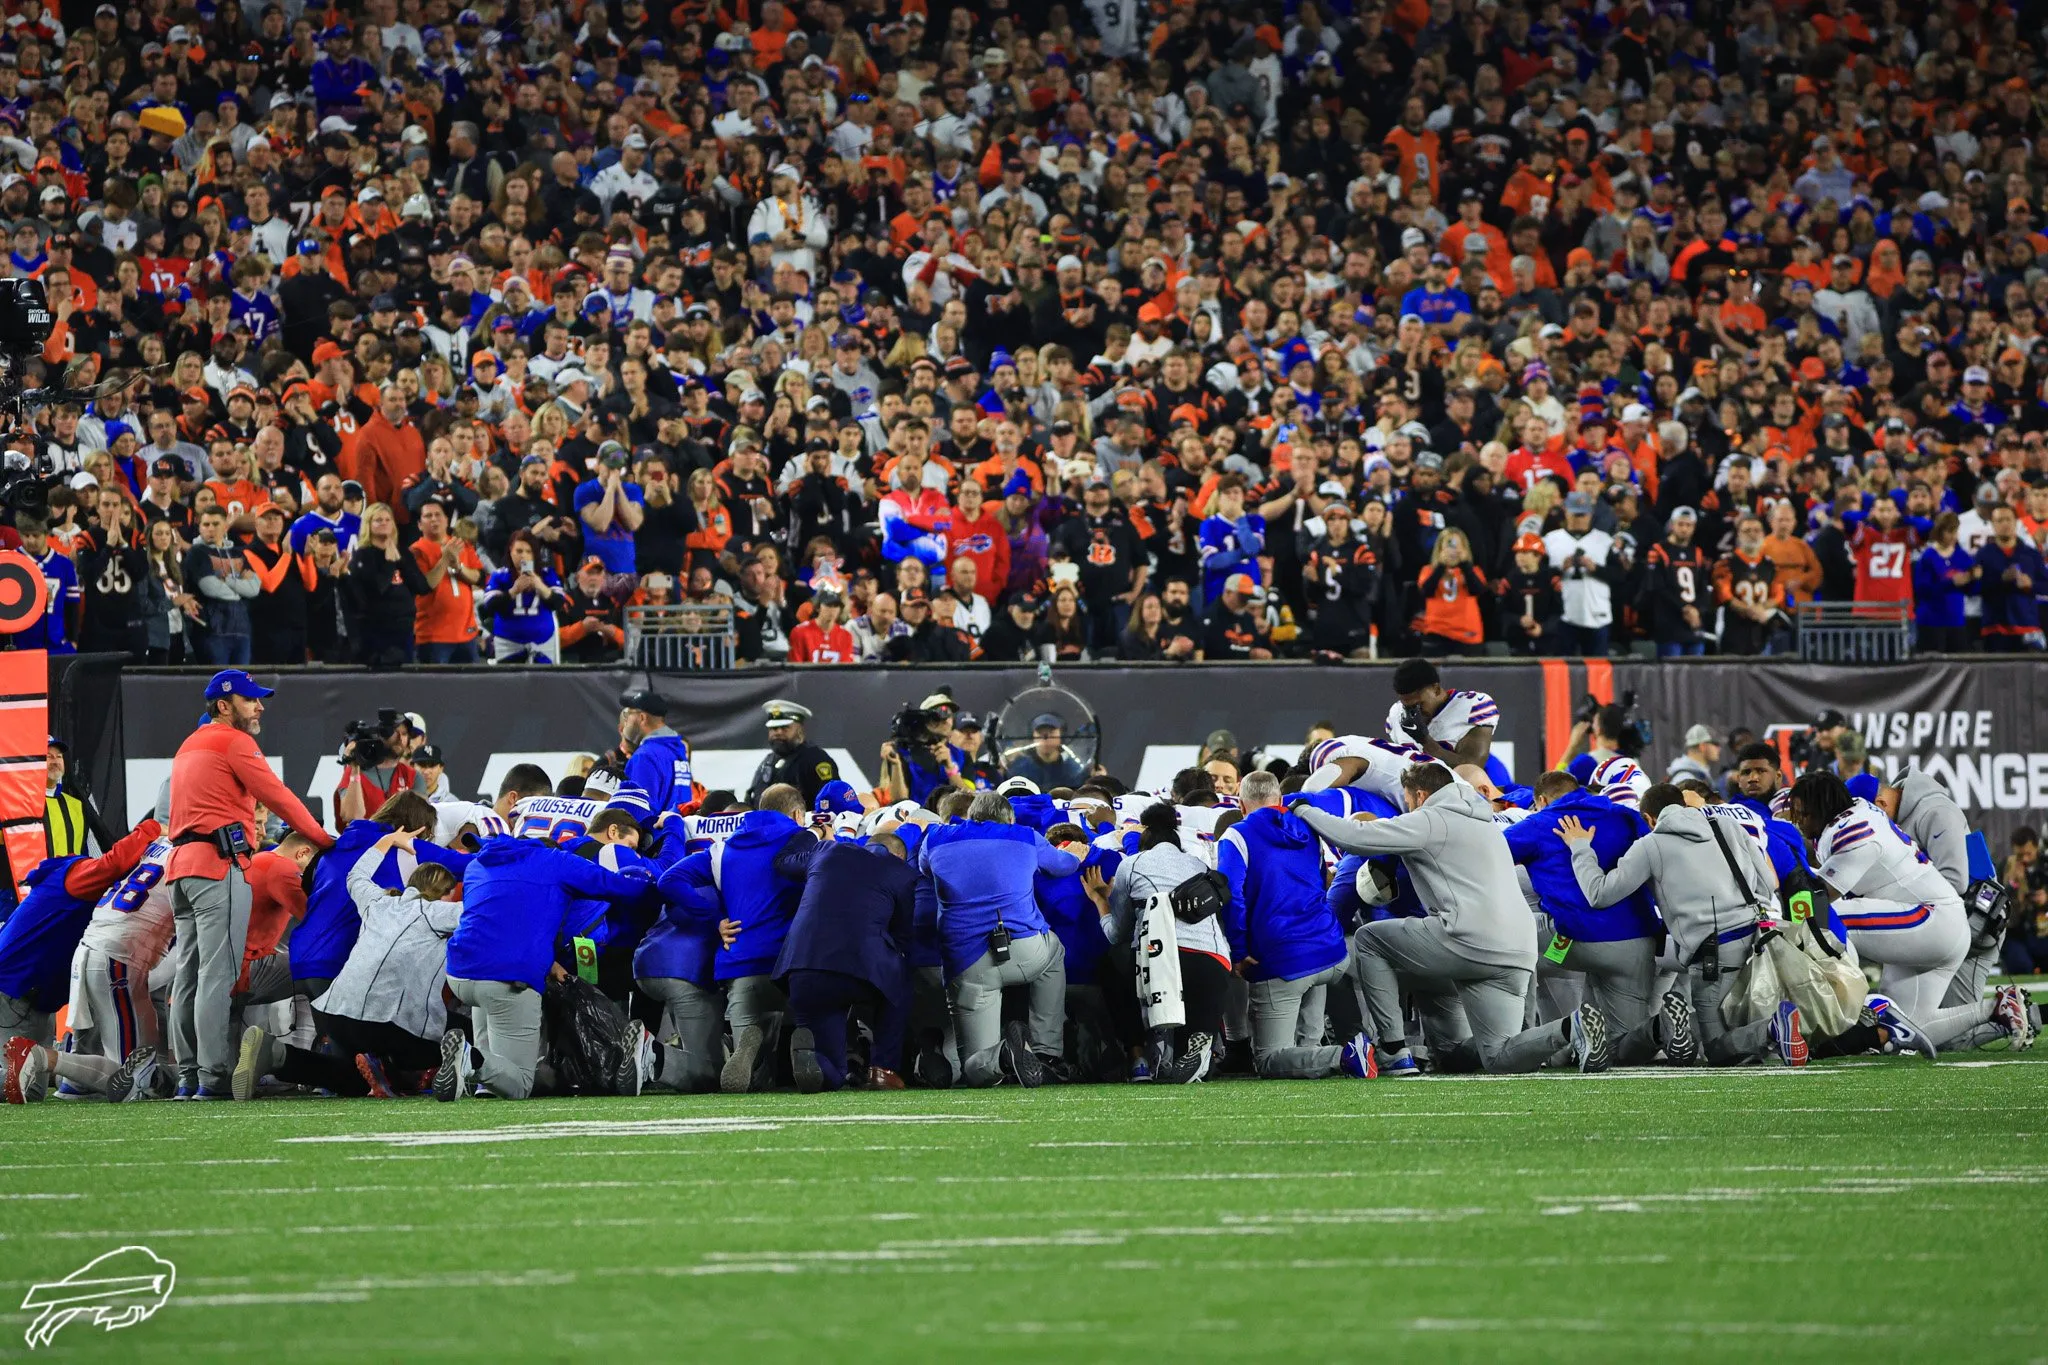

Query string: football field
3 1057 2046 1363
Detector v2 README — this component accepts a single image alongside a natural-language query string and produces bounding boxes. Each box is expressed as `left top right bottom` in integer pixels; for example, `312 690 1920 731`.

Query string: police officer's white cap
764 701 813 728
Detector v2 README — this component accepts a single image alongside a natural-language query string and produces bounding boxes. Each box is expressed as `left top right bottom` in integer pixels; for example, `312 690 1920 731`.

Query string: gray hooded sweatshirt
1568 804 1778 960
1892 769 1970 896
1301 784 1534 968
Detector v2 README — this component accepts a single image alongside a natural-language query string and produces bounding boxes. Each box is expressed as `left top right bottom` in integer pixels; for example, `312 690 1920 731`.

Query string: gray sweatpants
447 976 544 1099
170 869 253 1091
1490 937 1659 1072
1352 917 1533 1074
1617 937 1771 1065
0 991 52 1048
951 931 1065 1087
1248 959 1350 1078
725 975 788 1090
638 976 722 1093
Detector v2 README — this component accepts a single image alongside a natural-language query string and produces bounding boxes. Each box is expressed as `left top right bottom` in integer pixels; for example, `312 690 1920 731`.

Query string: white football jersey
512 795 604 846
681 811 747 855
1084 0 1140 58
78 839 175 969
1311 734 1431 805
1723 802 1773 859
1384 688 1501 752
1815 800 1960 911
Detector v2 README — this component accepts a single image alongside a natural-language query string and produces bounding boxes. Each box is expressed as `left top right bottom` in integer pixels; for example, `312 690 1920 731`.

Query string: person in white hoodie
1300 762 1537 1077
746 163 828 279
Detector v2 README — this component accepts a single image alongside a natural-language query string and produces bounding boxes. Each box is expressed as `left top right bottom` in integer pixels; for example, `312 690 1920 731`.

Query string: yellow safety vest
44 790 89 859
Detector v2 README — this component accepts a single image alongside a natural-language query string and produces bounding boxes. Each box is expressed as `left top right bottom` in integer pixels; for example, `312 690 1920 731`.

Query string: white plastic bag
1763 920 1864 1036
1720 941 1782 1028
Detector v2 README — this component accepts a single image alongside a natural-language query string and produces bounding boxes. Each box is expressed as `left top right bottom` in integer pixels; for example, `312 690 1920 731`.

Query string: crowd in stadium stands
4 0 2048 667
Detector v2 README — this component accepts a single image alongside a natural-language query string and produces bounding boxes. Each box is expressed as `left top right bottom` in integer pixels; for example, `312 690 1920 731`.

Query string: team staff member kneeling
439 828 657 1100
235 829 464 1099
1559 783 1784 1066
1302 763 1536 1076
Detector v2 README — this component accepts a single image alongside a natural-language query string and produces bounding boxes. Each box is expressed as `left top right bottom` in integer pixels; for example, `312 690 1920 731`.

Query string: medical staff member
613 689 695 822
165 670 333 1098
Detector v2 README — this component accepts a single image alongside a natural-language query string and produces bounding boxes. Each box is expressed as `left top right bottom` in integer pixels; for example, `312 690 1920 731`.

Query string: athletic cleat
432 1029 472 1102
1659 990 1700 1066
232 1026 273 1101
911 1034 953 1090
1570 1003 1613 1074
2 1035 33 1103
790 1026 824 1093
1769 1000 1808 1067
355 1054 397 1098
1381 1048 1422 1078
172 1083 195 1100
1993 984 2035 1051
999 1019 1045 1088
107 1046 166 1103
721 1025 765 1094
191 1086 230 1100
613 1020 651 1097
1128 1056 1152 1081
16 1043 49 1102
1867 994 1936 1059
1339 1030 1377 1079
1157 1031 1215 1084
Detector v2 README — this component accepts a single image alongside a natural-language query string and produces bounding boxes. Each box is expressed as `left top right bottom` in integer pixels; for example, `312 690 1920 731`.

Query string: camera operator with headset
333 709 419 832
1561 697 1646 785
879 691 974 807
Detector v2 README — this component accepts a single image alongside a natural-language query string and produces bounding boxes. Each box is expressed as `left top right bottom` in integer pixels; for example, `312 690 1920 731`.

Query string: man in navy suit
773 831 918 1090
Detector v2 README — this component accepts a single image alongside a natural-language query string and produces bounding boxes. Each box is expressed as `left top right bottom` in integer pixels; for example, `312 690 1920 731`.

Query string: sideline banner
114 659 2048 846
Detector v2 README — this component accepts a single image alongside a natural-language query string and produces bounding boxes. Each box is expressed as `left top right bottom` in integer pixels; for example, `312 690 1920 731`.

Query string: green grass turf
4 1057 2047 1364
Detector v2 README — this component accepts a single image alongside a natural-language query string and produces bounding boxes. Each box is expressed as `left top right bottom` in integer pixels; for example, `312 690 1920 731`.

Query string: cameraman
1562 702 1636 784
879 695 972 807
334 710 419 831
1802 709 1849 775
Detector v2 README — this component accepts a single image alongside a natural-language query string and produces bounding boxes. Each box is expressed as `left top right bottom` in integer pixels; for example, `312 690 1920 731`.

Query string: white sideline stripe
174 1292 373 1307
0 1192 82 1200
278 1113 1003 1147
1401 1318 1909 1338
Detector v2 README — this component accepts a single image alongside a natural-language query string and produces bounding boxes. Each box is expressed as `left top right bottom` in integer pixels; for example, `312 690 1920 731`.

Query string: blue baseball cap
203 669 274 701
815 780 862 815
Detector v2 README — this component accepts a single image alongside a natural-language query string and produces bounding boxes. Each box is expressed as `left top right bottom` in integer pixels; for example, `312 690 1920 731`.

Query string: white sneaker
231 1026 273 1101
615 1020 652 1097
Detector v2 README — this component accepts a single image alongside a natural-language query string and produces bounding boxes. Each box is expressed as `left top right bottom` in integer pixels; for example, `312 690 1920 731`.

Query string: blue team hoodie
918 821 1080 976
1216 805 1346 982
660 810 809 982
294 820 472 982
446 837 652 992
555 841 660 962
1503 791 1657 942
0 858 95 1006
1037 843 1120 985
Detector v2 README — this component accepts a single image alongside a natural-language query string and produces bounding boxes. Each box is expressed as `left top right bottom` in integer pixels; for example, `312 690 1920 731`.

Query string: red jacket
943 506 1011 604
167 722 333 881
352 412 428 520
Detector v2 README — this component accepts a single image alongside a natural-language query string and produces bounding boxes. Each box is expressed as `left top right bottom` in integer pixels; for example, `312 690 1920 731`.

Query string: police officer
748 700 839 804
